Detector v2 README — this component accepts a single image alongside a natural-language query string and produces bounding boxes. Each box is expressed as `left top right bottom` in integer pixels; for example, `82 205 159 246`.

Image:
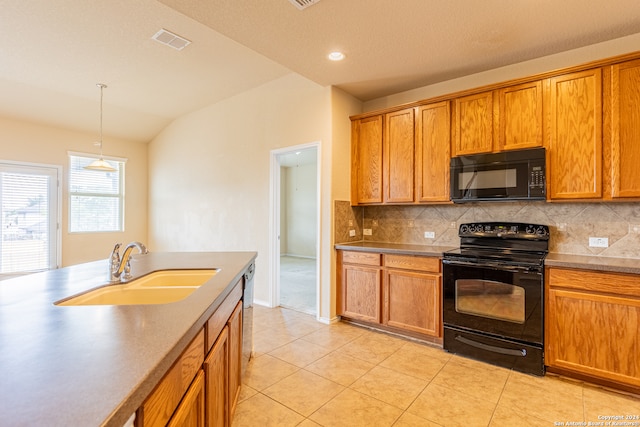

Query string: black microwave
450 148 546 203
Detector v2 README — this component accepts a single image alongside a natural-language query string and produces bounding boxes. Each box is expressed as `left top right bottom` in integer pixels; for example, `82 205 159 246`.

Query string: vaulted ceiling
2 0 639 142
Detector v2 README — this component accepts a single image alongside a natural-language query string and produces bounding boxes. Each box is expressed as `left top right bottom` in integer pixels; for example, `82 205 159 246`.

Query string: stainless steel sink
55 269 219 306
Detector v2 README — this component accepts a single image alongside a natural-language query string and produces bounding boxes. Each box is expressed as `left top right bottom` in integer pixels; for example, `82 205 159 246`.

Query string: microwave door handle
462 170 478 199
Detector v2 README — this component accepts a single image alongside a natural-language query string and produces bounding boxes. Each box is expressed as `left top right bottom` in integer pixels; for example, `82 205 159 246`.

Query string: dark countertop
335 241 640 275
544 252 640 275
0 251 256 427
335 241 455 257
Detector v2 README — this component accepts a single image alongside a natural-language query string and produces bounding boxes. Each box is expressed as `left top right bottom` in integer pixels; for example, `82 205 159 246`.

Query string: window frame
67 152 127 234
0 160 62 276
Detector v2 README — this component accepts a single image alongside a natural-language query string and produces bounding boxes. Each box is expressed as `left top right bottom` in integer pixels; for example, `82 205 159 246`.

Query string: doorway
270 143 319 316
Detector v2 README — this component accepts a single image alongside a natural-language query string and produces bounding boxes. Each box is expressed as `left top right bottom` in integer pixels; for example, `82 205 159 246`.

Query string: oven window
455 279 525 324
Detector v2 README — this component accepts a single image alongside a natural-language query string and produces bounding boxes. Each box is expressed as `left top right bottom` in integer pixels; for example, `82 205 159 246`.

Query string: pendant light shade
84 83 116 172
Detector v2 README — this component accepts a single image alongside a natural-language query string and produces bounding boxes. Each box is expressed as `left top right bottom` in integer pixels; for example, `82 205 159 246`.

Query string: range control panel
459 222 550 240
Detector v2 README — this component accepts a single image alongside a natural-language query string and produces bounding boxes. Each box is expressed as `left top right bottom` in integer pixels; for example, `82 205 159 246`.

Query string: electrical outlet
630 224 640 234
408 220 414 228
363 228 372 236
348 219 354 227
349 229 356 237
450 222 457 228
372 220 378 227
557 222 567 232
589 237 609 248
424 231 435 239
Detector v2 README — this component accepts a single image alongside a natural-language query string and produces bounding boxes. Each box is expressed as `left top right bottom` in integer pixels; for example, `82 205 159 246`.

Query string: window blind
0 163 59 274
69 154 125 233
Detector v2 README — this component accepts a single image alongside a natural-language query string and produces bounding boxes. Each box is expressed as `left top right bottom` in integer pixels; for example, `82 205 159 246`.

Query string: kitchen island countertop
0 251 256 427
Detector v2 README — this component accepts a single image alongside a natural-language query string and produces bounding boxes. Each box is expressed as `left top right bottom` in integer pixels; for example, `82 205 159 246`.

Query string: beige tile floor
233 306 640 427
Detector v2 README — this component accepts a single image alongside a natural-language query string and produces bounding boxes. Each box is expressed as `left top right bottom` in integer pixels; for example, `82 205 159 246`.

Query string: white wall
0 116 148 266
282 162 317 258
148 73 333 315
327 87 363 319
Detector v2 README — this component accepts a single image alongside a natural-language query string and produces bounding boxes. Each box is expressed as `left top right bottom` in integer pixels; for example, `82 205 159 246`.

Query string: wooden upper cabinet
497 81 543 151
609 59 640 198
452 91 494 156
384 108 415 203
416 101 451 202
351 115 383 204
547 69 603 200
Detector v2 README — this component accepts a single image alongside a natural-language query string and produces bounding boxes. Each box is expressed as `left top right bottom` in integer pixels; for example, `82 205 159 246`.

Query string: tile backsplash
334 200 640 259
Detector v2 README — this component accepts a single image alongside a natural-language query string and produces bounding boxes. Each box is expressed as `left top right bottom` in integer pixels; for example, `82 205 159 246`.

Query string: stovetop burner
443 222 550 267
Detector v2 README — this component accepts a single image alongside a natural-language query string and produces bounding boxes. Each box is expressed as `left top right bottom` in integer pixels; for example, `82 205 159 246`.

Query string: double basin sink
56 269 219 306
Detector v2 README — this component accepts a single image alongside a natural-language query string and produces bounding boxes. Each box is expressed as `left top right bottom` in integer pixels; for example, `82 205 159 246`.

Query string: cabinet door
546 288 640 387
383 270 441 337
498 81 543 151
204 326 229 427
227 301 243 421
609 59 640 198
415 101 451 202
139 330 205 427
383 108 415 203
547 69 603 199
167 370 205 427
351 115 383 204
453 91 494 156
340 264 382 323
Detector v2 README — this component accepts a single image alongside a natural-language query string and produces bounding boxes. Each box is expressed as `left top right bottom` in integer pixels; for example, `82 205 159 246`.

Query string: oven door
442 259 543 345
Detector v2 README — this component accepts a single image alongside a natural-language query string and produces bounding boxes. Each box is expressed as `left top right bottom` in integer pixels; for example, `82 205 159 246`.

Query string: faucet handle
122 259 132 281
111 243 122 255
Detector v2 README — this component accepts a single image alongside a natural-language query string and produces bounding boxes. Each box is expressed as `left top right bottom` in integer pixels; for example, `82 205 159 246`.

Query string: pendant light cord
97 83 107 158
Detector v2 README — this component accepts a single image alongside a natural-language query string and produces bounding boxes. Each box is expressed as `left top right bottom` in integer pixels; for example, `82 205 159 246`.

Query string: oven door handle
455 335 527 357
442 259 539 273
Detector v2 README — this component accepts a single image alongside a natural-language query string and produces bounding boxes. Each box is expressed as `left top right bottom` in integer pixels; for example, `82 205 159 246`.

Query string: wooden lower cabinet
546 267 640 390
167 370 205 427
204 327 229 427
138 280 244 427
138 330 206 427
384 268 440 337
337 250 442 341
338 251 382 323
227 302 243 421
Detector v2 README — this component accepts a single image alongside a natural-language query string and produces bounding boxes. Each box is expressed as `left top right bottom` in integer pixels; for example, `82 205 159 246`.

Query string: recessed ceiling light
328 51 345 61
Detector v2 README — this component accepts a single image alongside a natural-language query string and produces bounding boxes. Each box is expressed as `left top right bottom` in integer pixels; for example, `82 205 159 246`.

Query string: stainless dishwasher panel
242 262 255 375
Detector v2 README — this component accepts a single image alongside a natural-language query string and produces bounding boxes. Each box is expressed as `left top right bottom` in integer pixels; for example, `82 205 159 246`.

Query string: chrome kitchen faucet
109 241 149 282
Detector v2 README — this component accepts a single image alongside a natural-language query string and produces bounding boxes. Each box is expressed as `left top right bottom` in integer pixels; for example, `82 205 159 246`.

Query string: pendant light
84 83 116 172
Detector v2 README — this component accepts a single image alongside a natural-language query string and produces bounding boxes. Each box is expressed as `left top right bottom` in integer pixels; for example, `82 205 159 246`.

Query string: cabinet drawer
140 329 205 427
342 251 381 266
547 267 640 298
384 254 440 273
206 279 243 352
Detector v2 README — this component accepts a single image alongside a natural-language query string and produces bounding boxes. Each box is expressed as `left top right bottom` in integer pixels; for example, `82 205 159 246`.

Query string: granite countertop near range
0 251 256 427
335 241 456 257
336 241 640 275
544 252 640 275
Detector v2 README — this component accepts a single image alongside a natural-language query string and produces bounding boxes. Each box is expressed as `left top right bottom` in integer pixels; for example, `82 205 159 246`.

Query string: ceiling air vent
288 0 321 10
152 29 191 51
